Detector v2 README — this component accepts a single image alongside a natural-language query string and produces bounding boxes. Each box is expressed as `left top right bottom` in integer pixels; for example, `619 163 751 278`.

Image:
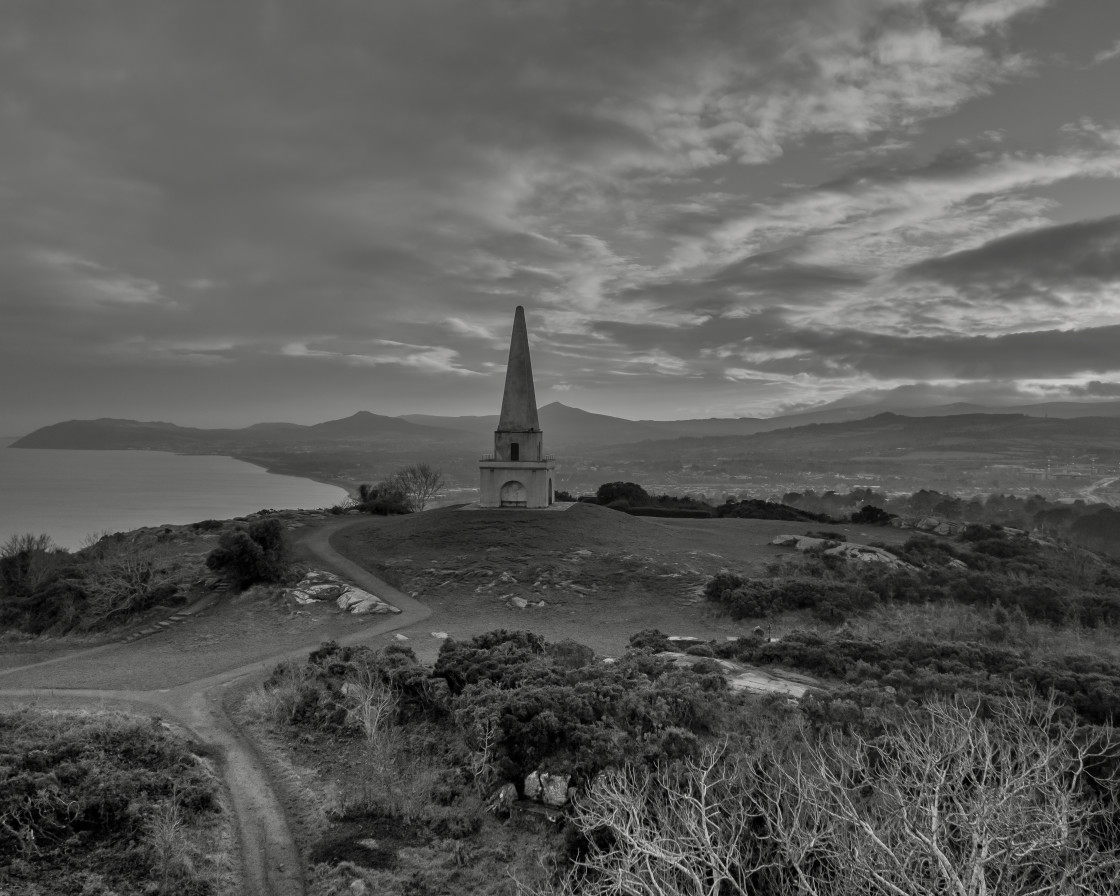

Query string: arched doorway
500 480 527 507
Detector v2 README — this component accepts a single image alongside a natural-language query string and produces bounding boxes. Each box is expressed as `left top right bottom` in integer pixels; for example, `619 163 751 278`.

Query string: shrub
205 518 288 588
715 499 834 523
851 505 893 525
596 482 651 506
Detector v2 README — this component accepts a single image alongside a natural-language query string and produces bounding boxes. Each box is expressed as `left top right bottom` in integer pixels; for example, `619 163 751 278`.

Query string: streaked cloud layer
2 0 1120 430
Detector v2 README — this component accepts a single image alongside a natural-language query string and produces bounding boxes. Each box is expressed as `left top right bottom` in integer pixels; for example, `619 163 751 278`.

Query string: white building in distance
478 306 556 508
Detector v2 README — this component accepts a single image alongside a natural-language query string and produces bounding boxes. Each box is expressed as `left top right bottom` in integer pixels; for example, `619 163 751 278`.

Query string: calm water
0 440 347 550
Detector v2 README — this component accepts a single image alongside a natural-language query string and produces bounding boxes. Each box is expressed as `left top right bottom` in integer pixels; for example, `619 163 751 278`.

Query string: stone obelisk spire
478 305 555 507
497 305 540 432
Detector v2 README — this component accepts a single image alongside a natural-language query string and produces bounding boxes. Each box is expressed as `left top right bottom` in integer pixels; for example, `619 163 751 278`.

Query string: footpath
0 516 426 896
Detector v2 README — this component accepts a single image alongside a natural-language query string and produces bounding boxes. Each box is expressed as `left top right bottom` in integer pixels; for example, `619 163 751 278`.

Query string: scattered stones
770 535 916 570
509 596 529 609
393 633 409 641
431 631 449 639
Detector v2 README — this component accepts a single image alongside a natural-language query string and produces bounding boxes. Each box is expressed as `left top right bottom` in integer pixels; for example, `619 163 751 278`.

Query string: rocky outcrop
525 771 571 808
891 516 966 536
770 535 916 570
286 570 400 615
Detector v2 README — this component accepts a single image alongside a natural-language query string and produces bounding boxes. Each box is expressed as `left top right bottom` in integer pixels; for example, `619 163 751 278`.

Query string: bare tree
391 462 445 512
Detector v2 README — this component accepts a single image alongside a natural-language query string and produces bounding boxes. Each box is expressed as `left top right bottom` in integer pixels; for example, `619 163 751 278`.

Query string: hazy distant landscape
16 398 1120 508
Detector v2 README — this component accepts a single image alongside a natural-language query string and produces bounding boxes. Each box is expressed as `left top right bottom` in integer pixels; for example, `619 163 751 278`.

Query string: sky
3 0 1120 434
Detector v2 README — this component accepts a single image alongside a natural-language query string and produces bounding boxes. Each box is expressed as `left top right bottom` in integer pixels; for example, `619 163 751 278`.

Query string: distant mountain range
13 399 1120 453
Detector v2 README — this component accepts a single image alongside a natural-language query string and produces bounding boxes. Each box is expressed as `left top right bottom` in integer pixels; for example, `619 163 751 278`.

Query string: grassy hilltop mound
333 501 909 577
340 502 660 557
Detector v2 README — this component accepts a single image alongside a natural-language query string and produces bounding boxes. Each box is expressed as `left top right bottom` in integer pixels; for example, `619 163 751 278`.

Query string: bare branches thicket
548 697 1120 896
0 533 62 594
555 744 766 896
80 539 176 627
761 696 1120 896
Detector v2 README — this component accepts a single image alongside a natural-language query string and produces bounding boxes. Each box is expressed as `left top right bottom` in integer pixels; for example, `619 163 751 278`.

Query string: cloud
1069 380 1120 397
903 213 1120 288
1 0 1114 429
1089 39 1120 66
751 324 1120 381
952 0 1050 35
282 338 483 377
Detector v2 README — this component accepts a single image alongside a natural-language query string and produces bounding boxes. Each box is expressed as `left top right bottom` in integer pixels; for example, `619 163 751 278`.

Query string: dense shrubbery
705 572 876 622
593 481 843 522
710 629 1120 726
0 709 221 896
705 528 1120 627
715 499 835 523
260 634 737 790
205 518 288 588
850 504 893 524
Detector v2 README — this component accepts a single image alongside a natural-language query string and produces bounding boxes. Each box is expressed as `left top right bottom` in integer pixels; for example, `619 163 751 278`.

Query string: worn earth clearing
1 505 914 895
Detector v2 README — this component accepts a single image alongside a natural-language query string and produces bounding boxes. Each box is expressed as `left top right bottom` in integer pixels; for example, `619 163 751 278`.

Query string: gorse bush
0 709 221 896
264 634 738 792
205 518 288 588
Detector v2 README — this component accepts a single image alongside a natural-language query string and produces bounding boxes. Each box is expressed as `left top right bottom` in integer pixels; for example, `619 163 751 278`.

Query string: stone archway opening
500 480 528 507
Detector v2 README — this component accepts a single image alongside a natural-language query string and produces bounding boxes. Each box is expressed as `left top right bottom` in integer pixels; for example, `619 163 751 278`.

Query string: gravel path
0 517 427 896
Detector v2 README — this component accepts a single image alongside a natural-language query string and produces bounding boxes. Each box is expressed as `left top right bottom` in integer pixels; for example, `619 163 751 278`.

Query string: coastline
228 454 361 502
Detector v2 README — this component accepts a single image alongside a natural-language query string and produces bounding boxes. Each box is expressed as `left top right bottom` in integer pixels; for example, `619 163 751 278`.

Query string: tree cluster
357 462 444 514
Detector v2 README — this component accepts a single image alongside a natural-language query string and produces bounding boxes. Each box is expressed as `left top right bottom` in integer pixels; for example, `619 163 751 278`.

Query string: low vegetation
0 708 230 896
250 628 1120 896
707 524 1120 629
0 516 297 636
1 531 194 636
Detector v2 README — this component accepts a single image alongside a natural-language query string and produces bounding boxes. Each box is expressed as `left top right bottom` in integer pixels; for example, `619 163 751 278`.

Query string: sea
0 438 348 550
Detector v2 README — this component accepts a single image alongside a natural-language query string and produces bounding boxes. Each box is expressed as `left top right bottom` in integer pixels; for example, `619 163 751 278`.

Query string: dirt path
0 517 426 896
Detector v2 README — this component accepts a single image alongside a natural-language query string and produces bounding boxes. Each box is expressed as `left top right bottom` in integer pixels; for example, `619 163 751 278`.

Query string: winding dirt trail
0 518 428 896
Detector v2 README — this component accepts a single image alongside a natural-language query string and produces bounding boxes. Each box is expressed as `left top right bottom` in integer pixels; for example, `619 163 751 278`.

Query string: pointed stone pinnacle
498 305 540 432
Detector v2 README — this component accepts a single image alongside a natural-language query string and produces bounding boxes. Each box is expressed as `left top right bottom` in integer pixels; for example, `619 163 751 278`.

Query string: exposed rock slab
286 570 400 614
